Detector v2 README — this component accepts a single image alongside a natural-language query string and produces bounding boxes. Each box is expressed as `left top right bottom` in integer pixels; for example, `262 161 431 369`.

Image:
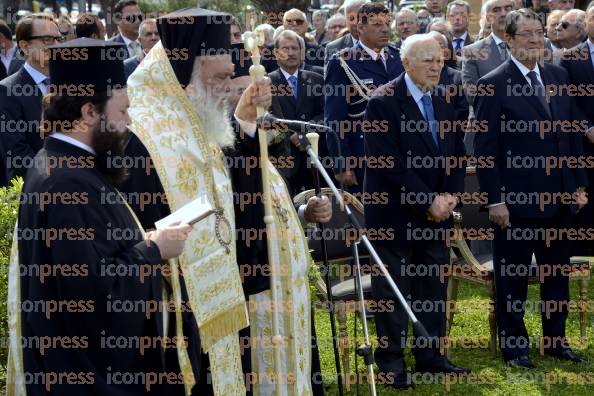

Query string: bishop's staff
243 29 283 396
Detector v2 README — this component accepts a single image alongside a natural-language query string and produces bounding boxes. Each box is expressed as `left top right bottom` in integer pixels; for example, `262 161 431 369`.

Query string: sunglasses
29 35 65 45
559 21 572 29
124 14 143 23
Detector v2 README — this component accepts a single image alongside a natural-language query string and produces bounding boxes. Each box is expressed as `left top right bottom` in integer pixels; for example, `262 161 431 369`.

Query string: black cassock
119 123 323 395
17 136 203 396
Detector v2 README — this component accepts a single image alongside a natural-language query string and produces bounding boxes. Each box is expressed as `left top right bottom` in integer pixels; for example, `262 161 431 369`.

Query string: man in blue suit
324 2 404 194
474 9 589 369
365 34 469 389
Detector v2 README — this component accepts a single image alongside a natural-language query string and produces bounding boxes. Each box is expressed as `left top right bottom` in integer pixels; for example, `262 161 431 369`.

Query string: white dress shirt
50 132 96 155
280 67 298 83
120 33 141 58
509 55 543 86
404 73 431 118
359 40 388 68
453 31 469 48
23 62 50 95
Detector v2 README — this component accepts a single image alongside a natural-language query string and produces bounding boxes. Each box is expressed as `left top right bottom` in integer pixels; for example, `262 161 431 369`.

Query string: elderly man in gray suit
323 0 368 67
461 0 513 151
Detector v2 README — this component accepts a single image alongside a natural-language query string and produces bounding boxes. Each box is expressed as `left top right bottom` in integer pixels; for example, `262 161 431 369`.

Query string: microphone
257 112 333 135
257 112 345 191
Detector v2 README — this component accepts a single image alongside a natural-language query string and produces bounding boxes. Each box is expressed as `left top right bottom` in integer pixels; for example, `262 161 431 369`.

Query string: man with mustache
8 38 195 395
394 8 419 49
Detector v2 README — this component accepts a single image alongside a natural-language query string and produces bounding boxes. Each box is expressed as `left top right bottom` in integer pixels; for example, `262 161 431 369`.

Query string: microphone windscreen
306 132 319 156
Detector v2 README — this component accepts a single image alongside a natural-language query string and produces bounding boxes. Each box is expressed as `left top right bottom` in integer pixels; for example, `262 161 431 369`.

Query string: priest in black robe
13 38 203 395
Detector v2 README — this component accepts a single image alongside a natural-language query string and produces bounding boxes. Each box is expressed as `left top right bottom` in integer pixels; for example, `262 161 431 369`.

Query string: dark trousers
493 206 572 361
372 240 449 375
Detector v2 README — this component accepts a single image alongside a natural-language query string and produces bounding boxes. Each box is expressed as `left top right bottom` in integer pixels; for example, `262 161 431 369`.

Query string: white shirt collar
510 55 541 84
280 67 298 81
23 62 49 85
359 40 387 62
404 73 430 104
454 31 468 42
490 32 505 46
50 133 96 155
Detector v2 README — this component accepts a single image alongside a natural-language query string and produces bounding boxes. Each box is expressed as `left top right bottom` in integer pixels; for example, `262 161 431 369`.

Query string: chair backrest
458 167 491 229
293 188 368 263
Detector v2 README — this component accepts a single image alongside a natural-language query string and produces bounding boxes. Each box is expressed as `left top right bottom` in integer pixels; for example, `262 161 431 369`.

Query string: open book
155 195 215 229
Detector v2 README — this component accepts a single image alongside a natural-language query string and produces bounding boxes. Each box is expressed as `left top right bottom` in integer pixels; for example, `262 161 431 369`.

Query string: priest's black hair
40 92 110 136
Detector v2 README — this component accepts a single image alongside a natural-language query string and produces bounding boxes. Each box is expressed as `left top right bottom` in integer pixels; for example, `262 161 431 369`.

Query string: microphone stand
305 133 344 396
292 130 431 396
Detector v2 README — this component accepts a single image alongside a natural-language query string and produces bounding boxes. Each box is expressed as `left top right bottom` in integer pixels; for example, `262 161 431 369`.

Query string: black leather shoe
415 359 471 375
507 356 536 369
545 349 586 363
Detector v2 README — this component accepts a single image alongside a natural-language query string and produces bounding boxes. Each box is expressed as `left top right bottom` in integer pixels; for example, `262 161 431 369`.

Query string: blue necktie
421 94 439 147
288 75 298 99
454 38 463 56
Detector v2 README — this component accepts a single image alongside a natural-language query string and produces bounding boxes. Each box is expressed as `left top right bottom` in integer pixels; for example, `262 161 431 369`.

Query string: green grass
314 279 594 395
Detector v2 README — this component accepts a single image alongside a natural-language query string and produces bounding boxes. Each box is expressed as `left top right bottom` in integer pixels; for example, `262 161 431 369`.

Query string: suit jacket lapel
581 42 594 83
488 37 505 69
505 61 550 120
539 64 557 120
386 51 402 79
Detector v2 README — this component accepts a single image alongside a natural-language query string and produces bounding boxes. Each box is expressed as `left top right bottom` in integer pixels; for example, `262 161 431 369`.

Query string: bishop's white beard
186 75 236 150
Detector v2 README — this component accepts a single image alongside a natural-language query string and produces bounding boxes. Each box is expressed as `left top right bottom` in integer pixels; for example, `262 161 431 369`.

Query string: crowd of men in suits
0 0 593 389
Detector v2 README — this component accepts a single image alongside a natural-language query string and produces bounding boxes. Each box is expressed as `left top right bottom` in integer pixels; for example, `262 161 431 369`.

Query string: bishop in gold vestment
126 7 331 396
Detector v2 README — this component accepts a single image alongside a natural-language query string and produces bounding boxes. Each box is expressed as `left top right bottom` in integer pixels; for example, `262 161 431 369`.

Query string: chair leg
336 301 350 390
579 277 588 340
488 281 497 358
444 277 459 357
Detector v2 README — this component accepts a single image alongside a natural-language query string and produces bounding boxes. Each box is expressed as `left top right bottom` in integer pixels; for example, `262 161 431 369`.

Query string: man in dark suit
559 3 594 255
324 0 368 66
108 0 142 59
325 2 404 194
474 9 589 368
124 18 159 79
364 33 469 389
0 20 24 79
447 0 474 56
0 14 60 185
461 0 513 152
267 30 325 195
